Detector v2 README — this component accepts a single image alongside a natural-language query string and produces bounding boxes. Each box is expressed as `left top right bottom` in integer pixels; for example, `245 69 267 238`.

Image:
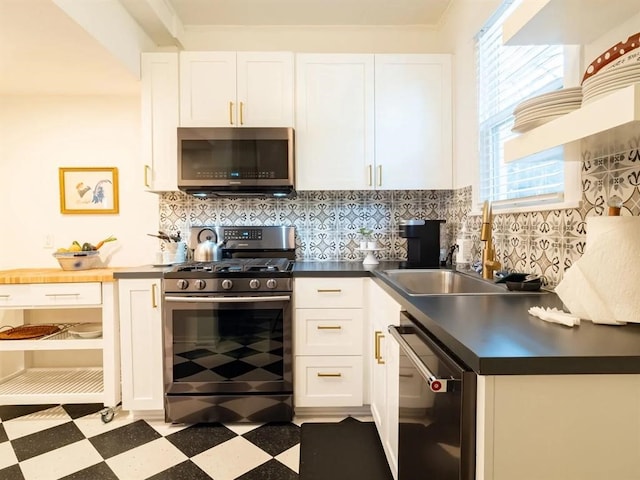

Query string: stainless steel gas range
162 226 295 424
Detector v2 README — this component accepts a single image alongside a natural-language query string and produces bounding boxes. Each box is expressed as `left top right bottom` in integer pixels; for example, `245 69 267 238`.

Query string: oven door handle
164 295 291 303
388 325 456 394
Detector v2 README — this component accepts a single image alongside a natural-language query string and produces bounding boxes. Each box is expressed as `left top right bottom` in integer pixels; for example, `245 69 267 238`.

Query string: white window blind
477 0 565 207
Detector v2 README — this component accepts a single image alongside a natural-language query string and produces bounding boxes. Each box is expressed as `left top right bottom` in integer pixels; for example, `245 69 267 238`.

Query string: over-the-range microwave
177 127 295 198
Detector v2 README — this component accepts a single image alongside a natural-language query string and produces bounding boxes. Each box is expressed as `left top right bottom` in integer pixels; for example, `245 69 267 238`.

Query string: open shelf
503 0 640 45
0 324 103 351
505 83 640 163
0 368 104 404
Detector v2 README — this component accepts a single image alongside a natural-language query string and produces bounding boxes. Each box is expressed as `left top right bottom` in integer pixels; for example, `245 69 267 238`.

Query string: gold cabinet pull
317 325 342 330
0 294 10 298
144 165 151 188
229 101 234 125
375 331 385 364
317 289 342 293
377 165 382 187
399 373 414 378
317 373 342 377
151 283 158 308
368 165 372 186
240 102 244 125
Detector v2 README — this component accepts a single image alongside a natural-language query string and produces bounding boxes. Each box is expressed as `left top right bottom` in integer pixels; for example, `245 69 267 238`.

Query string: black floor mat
299 417 393 480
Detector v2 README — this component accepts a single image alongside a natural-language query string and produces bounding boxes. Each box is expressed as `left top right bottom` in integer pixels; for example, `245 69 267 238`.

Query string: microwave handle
388 325 457 394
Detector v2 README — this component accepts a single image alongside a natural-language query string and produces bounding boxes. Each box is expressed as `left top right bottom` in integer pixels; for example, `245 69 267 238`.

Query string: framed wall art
59 167 119 214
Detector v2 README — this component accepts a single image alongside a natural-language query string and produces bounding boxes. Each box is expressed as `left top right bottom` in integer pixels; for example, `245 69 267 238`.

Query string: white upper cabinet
141 52 179 192
295 54 375 190
179 51 294 127
503 0 640 45
295 53 452 191
375 54 452 190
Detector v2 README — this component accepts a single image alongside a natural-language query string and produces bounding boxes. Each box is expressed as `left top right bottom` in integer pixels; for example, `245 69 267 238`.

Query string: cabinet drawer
295 278 364 308
294 355 363 407
0 285 31 307
295 308 363 356
30 283 102 306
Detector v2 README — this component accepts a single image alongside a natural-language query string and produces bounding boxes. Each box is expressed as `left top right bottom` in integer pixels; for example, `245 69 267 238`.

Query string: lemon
69 244 82 252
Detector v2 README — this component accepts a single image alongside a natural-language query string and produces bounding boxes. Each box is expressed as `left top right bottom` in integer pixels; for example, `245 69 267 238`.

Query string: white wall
182 25 442 53
437 0 501 191
0 95 159 269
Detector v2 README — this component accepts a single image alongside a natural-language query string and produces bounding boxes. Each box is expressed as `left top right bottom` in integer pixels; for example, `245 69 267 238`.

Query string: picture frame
59 167 119 214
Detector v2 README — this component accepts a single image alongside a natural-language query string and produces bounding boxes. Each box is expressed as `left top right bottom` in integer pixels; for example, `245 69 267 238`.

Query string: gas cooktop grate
173 258 293 273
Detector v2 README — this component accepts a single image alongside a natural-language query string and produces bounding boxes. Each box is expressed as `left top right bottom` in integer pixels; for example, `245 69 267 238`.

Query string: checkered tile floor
0 403 308 480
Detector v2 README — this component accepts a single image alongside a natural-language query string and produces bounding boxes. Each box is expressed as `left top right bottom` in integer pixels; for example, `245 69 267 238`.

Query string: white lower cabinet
294 277 365 407
368 279 401 480
117 278 164 412
477 374 640 480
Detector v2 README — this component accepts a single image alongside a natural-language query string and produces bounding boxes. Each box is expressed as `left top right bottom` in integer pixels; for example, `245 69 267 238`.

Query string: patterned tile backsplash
160 130 640 287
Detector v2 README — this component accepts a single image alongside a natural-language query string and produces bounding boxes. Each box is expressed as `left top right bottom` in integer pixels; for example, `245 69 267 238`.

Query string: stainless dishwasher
388 311 476 480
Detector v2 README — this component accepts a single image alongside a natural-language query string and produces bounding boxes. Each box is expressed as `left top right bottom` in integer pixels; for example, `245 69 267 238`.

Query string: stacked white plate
512 87 583 133
582 61 640 105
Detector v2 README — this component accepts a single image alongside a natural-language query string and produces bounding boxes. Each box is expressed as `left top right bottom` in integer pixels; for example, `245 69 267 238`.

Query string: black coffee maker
399 219 445 268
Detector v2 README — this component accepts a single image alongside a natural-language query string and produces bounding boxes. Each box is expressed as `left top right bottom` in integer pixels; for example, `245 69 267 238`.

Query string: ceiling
0 0 452 96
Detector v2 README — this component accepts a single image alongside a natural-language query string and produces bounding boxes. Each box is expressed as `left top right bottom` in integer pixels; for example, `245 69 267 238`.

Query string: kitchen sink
378 269 531 296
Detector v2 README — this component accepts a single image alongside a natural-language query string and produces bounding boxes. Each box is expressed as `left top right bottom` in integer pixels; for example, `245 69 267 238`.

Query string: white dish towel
528 307 580 327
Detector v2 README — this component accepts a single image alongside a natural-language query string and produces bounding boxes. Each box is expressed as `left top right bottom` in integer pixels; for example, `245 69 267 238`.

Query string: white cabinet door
180 51 293 127
368 280 401 479
179 51 236 127
237 51 294 127
141 52 179 192
295 54 374 190
374 54 452 190
118 279 164 411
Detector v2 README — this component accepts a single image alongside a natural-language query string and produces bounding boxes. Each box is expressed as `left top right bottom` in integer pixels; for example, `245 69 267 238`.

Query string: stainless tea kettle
194 234 225 262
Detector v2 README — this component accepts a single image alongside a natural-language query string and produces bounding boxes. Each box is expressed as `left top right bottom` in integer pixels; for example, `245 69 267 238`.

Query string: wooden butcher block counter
0 268 126 284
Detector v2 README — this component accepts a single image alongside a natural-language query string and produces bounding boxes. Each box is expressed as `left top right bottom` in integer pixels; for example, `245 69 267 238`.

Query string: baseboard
295 405 372 418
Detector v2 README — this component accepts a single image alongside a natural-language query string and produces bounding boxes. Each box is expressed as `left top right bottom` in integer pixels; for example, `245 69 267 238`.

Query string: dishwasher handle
388 325 457 394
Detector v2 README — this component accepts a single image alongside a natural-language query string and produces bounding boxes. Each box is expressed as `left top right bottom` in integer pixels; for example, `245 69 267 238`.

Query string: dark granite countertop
114 260 640 375
372 276 640 375
292 260 404 276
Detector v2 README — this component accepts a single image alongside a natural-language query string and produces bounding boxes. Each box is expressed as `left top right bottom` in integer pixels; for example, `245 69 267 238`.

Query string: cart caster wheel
100 408 115 423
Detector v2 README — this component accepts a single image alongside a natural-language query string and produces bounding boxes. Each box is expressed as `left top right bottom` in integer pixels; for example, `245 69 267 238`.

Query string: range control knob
266 279 278 289
221 279 233 290
249 279 261 289
194 279 206 290
176 279 189 290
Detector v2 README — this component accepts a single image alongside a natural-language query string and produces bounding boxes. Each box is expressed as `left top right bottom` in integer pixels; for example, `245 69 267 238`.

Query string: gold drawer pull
375 331 385 364
317 325 342 330
44 293 80 297
399 373 414 378
152 283 158 308
0 295 11 298
317 373 342 378
317 289 342 293
144 165 151 188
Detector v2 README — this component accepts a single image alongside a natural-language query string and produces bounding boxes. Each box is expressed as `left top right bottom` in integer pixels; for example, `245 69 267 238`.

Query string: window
476 0 578 210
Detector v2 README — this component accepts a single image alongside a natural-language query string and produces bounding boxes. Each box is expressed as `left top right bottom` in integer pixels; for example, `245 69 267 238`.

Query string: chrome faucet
481 200 501 280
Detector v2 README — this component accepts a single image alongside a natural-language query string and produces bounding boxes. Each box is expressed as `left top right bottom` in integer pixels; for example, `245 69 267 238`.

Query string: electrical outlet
43 234 54 249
